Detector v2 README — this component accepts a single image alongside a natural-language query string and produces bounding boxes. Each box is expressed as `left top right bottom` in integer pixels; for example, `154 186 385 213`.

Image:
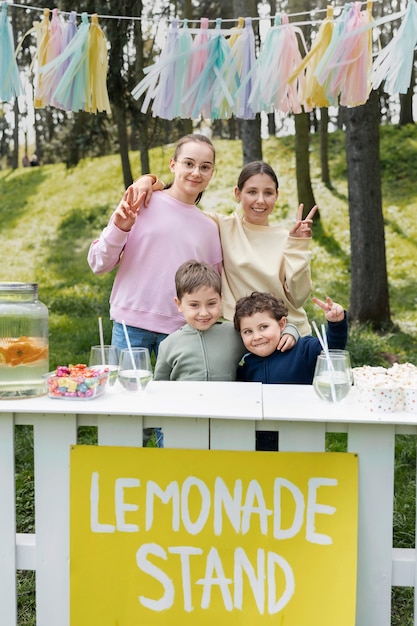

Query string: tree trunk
12 100 19 170
113 104 133 188
344 91 391 328
399 66 414 125
294 111 316 215
320 107 330 187
241 115 262 164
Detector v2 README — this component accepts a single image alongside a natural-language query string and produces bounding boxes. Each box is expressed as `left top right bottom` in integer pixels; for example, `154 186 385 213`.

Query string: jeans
111 322 168 359
112 322 167 447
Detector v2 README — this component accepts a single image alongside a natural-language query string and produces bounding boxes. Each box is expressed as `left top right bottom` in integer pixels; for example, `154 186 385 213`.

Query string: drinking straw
121 319 141 390
312 320 337 402
312 321 325 351
98 316 106 366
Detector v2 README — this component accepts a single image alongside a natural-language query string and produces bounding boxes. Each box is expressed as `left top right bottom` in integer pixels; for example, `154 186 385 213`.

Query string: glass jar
0 283 49 398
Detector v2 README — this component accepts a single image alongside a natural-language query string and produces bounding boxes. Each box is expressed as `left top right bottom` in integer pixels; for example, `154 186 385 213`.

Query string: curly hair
234 292 288 331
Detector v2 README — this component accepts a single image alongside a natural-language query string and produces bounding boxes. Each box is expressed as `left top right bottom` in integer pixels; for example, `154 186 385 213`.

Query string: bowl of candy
45 364 110 400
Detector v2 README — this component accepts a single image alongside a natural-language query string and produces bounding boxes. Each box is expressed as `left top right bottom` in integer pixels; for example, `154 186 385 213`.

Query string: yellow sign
70 446 358 625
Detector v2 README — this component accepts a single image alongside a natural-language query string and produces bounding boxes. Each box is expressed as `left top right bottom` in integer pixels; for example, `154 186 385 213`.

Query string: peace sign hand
289 203 318 238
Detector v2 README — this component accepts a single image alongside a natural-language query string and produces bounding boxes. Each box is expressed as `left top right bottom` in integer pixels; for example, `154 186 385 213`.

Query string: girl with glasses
87 134 222 356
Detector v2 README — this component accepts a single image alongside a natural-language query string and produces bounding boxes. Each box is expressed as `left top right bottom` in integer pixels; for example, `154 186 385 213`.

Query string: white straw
312 321 325 351
98 316 106 366
121 320 141 390
322 323 329 352
312 320 337 402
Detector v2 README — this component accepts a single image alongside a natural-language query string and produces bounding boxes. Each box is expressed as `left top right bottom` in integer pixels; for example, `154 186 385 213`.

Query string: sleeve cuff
283 323 300 343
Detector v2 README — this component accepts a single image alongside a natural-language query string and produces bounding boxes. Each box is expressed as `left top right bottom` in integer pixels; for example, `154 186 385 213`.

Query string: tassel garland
0 1 415 120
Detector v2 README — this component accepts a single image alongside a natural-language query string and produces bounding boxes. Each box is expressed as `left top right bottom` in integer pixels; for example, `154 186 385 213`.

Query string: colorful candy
47 364 109 399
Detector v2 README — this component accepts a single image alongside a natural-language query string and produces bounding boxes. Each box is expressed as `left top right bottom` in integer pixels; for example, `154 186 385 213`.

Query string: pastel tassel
87 14 111 114
33 8 51 107
288 6 335 109
192 19 234 119
247 15 283 113
315 2 373 107
227 17 257 119
314 4 352 107
52 12 90 112
170 20 193 118
132 20 191 118
181 17 210 118
0 2 23 101
339 2 373 107
151 20 192 119
372 0 417 95
248 13 307 115
51 11 78 108
34 8 63 107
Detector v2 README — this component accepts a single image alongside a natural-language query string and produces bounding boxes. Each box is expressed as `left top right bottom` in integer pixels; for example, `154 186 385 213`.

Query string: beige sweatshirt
207 211 312 336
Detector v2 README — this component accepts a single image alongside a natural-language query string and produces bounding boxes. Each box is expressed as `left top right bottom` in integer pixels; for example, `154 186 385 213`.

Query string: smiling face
168 140 215 204
175 285 222 331
239 311 287 357
235 173 279 226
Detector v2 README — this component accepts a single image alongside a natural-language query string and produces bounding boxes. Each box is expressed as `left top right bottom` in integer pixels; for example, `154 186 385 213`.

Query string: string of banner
0 0 415 119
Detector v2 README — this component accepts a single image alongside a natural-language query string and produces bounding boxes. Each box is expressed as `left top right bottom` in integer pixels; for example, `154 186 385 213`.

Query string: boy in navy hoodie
234 291 347 384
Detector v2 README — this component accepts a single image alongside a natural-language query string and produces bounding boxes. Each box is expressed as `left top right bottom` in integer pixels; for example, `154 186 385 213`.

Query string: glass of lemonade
313 350 352 403
118 347 153 392
89 345 120 386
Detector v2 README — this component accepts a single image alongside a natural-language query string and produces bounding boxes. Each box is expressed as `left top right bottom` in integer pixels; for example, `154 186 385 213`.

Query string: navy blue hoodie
236 313 348 384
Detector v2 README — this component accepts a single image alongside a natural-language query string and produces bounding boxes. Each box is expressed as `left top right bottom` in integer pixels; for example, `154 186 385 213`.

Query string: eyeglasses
176 159 214 175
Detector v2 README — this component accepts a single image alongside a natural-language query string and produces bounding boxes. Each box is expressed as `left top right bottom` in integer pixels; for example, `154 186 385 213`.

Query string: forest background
1 1 417 624
1 0 416 329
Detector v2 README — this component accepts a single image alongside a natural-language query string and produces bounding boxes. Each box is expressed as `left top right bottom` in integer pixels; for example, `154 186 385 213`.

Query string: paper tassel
132 20 188 117
52 12 90 112
0 2 23 101
181 19 232 119
36 11 78 109
87 14 111 114
34 8 63 107
339 1 373 107
181 17 210 118
249 13 307 115
314 4 352 107
151 20 192 119
288 6 335 109
372 0 417 95
314 2 373 107
33 8 51 107
226 17 257 119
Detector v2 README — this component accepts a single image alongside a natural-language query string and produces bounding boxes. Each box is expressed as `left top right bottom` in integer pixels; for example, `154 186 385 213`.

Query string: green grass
1 131 417 367
2 128 417 624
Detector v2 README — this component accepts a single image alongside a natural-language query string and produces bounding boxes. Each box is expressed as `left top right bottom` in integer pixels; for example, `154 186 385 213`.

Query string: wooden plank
274 420 326 451
210 419 256 450
97 414 143 446
33 413 77 626
150 416 209 449
348 424 395 626
0 413 17 626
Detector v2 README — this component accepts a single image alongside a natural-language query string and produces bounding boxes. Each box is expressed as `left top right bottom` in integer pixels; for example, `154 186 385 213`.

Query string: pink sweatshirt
88 191 222 333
